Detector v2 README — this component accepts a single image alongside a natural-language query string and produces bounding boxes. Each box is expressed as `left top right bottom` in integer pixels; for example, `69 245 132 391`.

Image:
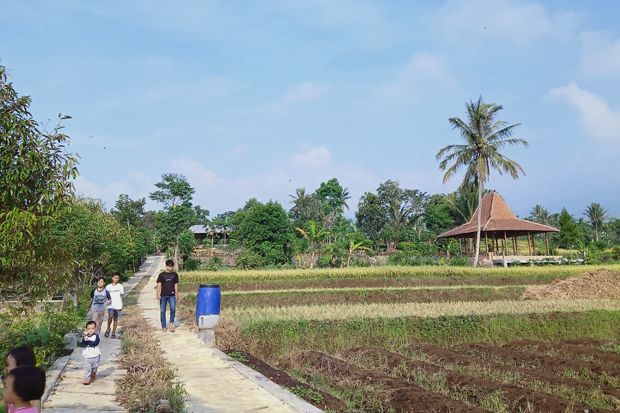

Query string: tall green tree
584 202 607 242
150 173 198 267
0 65 79 304
233 201 293 266
436 97 528 266
150 173 195 208
111 194 146 226
355 192 387 247
558 208 582 249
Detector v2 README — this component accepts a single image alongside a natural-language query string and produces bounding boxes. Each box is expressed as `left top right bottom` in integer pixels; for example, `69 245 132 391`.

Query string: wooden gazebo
438 191 559 261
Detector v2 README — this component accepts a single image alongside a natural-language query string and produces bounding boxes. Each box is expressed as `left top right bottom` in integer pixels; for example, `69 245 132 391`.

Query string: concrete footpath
139 255 321 413
42 258 158 412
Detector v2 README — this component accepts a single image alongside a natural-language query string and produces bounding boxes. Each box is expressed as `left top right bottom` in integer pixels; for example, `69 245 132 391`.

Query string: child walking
105 272 124 338
79 320 101 385
90 277 111 335
3 366 45 413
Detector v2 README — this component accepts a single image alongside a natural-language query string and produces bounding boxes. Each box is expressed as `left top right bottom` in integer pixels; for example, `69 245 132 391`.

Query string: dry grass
224 299 620 323
182 264 620 283
116 289 187 412
523 269 620 300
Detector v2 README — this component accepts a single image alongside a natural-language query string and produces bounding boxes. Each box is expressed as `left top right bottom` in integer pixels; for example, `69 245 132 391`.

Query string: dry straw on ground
225 299 620 323
522 269 620 300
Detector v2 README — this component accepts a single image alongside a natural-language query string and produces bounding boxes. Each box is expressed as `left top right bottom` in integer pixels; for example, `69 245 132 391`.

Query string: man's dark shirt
157 271 179 297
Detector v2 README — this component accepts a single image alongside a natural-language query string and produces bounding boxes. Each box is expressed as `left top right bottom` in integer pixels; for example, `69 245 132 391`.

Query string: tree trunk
473 181 483 267
174 240 179 271
595 223 599 242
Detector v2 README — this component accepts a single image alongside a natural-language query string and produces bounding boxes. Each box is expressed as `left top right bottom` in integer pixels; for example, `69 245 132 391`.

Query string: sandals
104 330 110 338
111 334 117 339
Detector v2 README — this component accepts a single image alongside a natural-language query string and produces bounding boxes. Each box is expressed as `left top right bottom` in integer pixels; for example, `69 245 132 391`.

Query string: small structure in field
438 191 559 265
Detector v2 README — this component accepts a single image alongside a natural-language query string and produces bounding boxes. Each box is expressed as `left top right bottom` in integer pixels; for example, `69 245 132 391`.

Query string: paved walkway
42 258 158 412
139 255 321 413
43 255 320 413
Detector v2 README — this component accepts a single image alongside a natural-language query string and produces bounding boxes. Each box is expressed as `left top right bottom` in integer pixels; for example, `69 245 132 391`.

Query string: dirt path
42 257 155 412
138 255 321 413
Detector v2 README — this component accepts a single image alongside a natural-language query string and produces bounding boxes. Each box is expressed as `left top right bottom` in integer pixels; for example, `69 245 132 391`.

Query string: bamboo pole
527 232 532 256
545 233 550 255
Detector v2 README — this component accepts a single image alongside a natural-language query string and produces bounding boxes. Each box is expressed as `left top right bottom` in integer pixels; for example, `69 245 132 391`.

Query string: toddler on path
79 320 101 385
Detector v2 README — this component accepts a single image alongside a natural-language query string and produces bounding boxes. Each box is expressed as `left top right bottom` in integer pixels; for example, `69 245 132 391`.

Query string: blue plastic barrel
196 284 221 325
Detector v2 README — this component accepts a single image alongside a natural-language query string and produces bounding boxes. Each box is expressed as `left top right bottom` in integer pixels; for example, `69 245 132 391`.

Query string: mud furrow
504 339 620 365
410 343 620 401
458 342 620 378
293 351 488 413
346 346 610 413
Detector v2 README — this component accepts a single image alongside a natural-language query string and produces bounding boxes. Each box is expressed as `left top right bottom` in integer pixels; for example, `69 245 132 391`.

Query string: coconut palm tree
584 202 607 242
436 97 528 267
529 204 551 225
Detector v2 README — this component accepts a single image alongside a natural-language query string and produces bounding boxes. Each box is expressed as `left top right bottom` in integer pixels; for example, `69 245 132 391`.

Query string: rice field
179 265 620 412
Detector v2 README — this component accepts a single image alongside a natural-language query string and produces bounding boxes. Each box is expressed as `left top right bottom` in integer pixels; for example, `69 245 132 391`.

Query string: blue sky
2 0 619 218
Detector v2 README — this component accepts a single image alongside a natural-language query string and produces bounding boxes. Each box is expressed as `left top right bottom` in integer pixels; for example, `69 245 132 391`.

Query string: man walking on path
157 259 179 332
105 272 124 338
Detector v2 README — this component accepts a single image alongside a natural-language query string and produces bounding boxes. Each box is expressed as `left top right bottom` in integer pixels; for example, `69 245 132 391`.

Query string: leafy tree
446 183 480 225
289 188 323 228
316 178 351 214
154 204 196 267
295 220 330 268
424 194 455 238
356 192 387 246
233 201 293 265
193 205 210 225
436 97 528 266
376 180 428 251
558 208 582 249
584 202 607 242
0 64 78 304
150 173 195 208
111 194 146 227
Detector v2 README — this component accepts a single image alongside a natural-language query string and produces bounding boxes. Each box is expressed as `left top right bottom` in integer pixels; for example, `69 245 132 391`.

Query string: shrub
183 258 201 271
236 249 265 269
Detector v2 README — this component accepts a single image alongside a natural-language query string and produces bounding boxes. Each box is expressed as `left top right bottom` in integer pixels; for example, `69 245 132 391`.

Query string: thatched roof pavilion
439 191 558 257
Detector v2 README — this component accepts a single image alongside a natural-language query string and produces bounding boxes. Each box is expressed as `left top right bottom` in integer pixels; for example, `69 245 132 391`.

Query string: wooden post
545 233 550 255
527 232 532 256
502 231 508 267
494 236 498 255
512 237 517 255
485 233 489 255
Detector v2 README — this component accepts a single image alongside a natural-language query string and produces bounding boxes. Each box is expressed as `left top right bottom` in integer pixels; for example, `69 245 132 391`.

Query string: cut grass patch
117 280 188 413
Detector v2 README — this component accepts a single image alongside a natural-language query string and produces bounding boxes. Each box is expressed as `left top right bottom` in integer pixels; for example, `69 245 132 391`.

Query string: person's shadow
95 366 115 379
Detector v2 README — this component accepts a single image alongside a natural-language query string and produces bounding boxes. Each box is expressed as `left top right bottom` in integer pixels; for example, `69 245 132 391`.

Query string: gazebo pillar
512 237 517 255
545 233 550 255
485 233 489 255
527 232 532 256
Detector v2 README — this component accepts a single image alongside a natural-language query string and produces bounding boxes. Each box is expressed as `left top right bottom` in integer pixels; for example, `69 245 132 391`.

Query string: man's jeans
160 295 176 328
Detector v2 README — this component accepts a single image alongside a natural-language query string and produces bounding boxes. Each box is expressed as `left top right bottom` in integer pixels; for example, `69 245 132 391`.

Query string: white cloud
289 146 332 169
549 82 620 144
378 53 458 99
436 0 578 46
581 31 620 76
170 157 218 188
282 82 327 104
264 81 328 115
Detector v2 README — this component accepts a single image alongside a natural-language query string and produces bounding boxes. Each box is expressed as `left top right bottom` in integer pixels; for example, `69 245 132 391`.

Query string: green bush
236 249 265 269
183 258 201 271
0 306 82 371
